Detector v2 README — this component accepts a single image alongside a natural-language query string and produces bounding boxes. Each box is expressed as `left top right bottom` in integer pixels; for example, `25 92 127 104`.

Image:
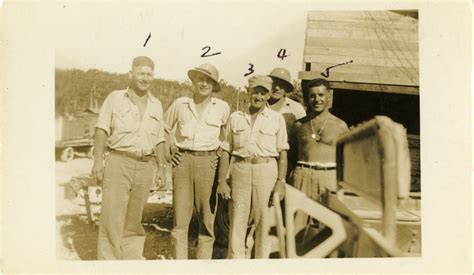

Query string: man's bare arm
91 128 108 182
216 150 231 199
153 141 167 189
277 150 288 182
270 150 288 204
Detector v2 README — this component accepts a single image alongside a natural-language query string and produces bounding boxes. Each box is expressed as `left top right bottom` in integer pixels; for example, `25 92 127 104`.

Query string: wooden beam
308 63 419 81
304 46 418 60
306 28 418 43
307 19 418 32
298 73 419 95
305 55 419 69
330 81 419 95
308 11 418 24
306 36 418 52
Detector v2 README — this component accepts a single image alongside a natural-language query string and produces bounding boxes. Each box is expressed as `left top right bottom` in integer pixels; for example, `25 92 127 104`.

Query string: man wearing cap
164 63 230 259
91 56 166 260
286 78 348 232
217 75 288 259
267 68 306 177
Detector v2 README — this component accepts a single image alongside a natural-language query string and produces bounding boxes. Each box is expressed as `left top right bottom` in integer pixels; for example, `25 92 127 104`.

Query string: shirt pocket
258 123 277 152
178 119 195 139
112 108 136 134
232 124 249 149
145 111 162 144
203 116 222 142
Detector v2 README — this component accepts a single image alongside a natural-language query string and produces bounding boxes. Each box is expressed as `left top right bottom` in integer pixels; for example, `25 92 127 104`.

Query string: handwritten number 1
143 33 151 47
201 46 222 57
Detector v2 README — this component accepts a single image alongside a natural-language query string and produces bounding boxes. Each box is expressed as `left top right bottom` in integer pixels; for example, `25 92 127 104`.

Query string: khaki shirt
221 107 289 158
164 97 230 151
95 88 165 155
276 97 306 121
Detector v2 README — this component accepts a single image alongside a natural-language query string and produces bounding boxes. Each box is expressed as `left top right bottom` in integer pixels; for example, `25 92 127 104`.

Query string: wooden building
298 10 420 191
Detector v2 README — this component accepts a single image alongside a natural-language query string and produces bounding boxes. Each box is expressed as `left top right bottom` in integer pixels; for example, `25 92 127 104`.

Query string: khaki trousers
97 153 154 260
290 166 336 234
170 153 217 259
227 159 277 259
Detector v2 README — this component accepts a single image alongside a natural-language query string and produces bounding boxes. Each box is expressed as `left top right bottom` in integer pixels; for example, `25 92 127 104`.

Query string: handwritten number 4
201 46 222 57
277 49 289 60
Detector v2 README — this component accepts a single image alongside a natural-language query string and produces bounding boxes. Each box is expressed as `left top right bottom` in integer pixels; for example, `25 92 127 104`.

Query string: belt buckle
250 158 258 164
139 155 148 162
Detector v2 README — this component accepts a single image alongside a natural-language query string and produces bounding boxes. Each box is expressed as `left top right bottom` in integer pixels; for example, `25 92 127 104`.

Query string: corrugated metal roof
299 11 419 91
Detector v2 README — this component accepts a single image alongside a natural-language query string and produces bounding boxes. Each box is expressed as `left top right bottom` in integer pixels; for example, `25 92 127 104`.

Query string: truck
55 107 99 162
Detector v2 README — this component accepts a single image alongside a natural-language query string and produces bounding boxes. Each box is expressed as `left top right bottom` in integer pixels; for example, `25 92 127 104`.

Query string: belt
178 148 217 156
296 163 336 171
235 156 275 164
111 150 154 162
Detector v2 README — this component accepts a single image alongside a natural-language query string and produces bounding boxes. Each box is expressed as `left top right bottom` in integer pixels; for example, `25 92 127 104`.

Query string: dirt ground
55 157 227 260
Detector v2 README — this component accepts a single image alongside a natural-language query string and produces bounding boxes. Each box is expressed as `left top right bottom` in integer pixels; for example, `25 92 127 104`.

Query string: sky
55 2 309 89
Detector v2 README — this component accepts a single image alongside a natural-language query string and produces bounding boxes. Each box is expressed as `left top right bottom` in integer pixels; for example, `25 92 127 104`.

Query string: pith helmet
187 63 221 92
268 67 294 92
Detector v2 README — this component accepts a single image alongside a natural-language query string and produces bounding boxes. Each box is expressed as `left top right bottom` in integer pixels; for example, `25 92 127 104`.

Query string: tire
60 147 74 162
214 198 230 247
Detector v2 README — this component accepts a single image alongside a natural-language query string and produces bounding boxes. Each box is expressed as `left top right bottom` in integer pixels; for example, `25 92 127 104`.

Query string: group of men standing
91 56 348 260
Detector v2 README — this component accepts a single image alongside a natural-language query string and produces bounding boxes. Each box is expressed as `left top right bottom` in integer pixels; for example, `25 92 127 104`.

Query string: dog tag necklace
310 115 329 142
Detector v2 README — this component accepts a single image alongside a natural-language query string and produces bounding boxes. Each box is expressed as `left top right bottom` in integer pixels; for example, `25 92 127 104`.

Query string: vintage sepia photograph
54 7 421 261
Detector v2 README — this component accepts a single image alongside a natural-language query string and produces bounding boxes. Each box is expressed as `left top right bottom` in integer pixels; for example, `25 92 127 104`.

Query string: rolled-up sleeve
276 113 289 152
96 93 114 136
220 116 233 153
163 99 179 133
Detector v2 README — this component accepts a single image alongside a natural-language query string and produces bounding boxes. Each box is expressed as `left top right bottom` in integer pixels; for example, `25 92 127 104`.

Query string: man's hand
210 156 219 170
166 146 182 167
91 161 104 184
217 181 231 200
153 166 167 190
269 180 286 207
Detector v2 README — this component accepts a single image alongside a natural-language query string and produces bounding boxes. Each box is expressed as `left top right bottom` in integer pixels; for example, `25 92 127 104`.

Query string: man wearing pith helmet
164 63 230 259
268 67 306 121
92 56 167 260
217 75 288 259
268 67 306 177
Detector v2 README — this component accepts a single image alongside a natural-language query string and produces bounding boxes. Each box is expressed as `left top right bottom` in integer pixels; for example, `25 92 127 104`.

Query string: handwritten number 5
244 63 254 77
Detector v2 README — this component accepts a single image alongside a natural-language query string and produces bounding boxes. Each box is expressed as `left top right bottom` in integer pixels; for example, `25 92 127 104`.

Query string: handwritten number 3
201 46 222 57
244 63 254 77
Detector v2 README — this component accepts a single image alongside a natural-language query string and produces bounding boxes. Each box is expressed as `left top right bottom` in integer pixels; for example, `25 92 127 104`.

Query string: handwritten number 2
244 63 254 77
201 46 222 57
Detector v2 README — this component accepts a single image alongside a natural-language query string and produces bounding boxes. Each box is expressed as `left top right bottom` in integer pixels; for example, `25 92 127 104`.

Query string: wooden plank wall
300 11 419 88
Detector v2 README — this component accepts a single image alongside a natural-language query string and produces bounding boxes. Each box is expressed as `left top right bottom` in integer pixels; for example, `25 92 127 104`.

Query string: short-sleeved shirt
221 107 289 158
95 88 165 156
164 97 230 151
276 96 306 121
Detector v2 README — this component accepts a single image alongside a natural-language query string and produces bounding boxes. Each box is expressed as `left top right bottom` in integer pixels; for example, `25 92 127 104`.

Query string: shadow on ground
57 203 227 260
